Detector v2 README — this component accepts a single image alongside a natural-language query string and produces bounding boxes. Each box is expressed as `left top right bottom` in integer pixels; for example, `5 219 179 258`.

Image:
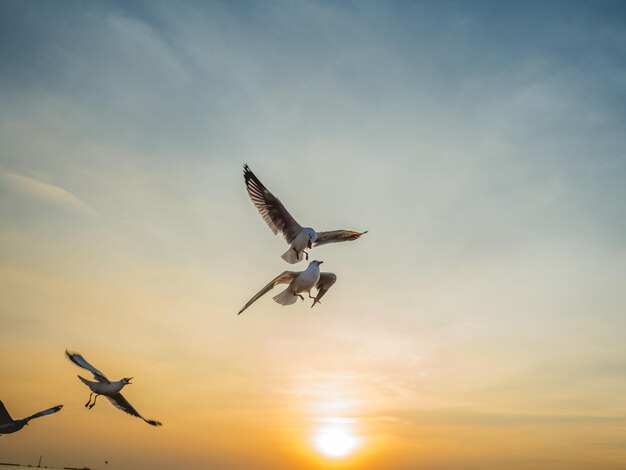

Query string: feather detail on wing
312 272 337 308
0 400 13 424
243 164 303 242
26 405 63 422
238 271 296 315
66 350 110 383
107 394 162 426
312 230 368 247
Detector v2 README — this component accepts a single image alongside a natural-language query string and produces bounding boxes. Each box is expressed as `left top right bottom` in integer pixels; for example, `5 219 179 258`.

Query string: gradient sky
1 1 626 469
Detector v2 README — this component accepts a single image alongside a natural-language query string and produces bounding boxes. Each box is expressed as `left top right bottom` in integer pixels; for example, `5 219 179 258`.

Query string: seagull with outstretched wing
66 350 162 427
238 260 337 314
243 164 367 264
0 400 62 435
311 272 337 308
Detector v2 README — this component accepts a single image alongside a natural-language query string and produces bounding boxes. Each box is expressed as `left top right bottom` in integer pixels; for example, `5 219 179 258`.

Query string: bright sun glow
315 426 358 458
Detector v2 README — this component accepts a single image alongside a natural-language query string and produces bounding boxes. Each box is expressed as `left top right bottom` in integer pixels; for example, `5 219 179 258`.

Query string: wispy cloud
0 171 97 215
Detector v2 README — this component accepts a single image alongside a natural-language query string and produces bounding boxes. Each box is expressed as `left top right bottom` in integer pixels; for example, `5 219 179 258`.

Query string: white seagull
0 400 62 436
238 260 337 314
244 164 367 264
66 350 162 427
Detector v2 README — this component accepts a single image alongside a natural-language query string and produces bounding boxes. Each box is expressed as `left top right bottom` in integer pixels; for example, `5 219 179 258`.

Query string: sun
314 426 358 458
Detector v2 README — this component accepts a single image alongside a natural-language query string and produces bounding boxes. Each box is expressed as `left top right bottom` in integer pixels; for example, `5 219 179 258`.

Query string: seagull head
311 260 323 267
122 377 133 385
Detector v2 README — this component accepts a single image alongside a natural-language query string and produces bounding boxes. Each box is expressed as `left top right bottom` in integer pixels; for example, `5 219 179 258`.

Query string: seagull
0 400 62 436
244 164 367 264
66 350 162 427
238 260 337 314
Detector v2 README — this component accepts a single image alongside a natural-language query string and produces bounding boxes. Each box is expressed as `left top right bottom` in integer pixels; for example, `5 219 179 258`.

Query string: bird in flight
238 260 337 314
243 164 367 263
66 350 162 427
0 400 62 436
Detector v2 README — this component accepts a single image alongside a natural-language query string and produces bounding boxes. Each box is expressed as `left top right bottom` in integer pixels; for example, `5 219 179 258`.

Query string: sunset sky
1 1 626 469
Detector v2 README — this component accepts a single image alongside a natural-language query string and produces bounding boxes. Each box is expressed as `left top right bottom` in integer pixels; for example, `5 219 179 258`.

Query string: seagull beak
128 377 133 384
318 261 323 264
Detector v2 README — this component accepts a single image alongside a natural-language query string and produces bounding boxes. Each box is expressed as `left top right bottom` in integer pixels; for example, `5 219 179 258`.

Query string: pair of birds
238 165 367 314
0 351 160 436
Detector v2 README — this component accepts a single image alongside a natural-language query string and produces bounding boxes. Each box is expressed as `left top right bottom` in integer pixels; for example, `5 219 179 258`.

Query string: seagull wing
312 272 337 308
0 400 13 424
107 393 162 426
238 271 296 315
313 230 368 247
243 164 303 242
66 350 110 383
25 405 63 422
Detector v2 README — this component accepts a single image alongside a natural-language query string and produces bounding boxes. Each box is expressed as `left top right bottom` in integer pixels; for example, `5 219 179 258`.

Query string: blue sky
1 1 626 468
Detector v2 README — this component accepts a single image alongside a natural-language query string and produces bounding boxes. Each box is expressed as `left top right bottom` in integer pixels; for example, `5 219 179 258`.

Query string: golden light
314 425 358 458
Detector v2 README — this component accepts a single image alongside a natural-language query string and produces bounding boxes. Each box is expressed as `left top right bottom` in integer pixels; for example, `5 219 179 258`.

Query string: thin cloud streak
0 172 97 215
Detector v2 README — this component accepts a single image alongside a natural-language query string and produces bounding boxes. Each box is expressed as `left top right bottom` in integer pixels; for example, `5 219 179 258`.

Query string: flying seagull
66 350 162 427
238 260 337 314
243 164 367 263
0 400 62 435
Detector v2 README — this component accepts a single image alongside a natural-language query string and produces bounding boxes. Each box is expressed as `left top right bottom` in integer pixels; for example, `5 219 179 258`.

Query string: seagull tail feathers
77 375 93 386
281 248 301 264
273 288 298 306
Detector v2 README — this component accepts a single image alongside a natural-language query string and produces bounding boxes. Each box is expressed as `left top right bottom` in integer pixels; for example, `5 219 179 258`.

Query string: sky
1 0 626 468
